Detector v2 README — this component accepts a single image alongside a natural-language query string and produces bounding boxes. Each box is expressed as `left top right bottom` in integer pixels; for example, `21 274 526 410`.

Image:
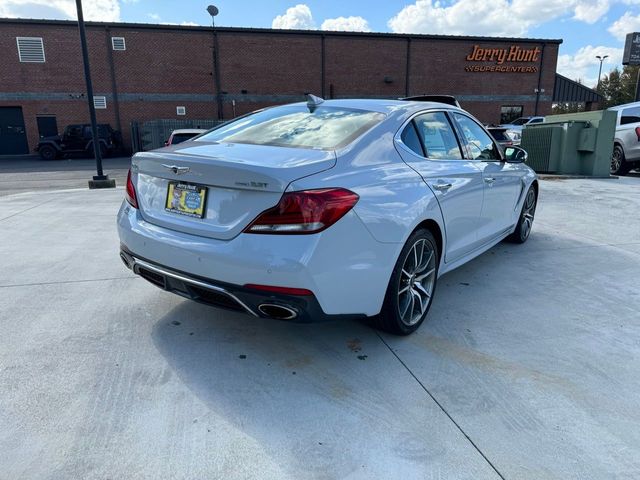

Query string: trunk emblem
162 164 190 175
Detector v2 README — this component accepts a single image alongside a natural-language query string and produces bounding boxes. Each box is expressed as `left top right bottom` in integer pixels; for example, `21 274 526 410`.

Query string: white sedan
118 96 537 335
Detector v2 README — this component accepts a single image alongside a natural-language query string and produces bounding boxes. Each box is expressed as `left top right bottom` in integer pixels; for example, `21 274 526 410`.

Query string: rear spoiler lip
400 95 460 108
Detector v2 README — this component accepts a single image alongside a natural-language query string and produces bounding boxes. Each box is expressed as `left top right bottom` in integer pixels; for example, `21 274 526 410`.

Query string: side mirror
504 146 528 163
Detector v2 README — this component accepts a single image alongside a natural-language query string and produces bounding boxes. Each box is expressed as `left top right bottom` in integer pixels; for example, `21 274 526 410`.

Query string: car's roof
608 102 640 111
171 129 208 134
288 98 464 115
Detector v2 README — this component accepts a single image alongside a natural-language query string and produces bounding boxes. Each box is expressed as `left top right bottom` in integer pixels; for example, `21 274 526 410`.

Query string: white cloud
272 4 315 30
147 12 161 21
321 16 371 32
388 0 612 37
609 11 640 40
180 21 199 26
0 0 120 21
557 45 622 87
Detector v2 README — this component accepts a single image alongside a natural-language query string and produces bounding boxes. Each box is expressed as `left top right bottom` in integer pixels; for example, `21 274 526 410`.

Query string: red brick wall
0 20 560 153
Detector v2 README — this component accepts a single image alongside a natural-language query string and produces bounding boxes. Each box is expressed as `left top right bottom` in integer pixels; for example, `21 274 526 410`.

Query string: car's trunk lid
133 141 336 240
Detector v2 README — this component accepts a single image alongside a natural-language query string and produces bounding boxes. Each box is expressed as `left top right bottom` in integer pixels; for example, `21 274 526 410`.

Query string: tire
508 186 537 244
611 145 631 176
39 145 57 161
374 228 439 335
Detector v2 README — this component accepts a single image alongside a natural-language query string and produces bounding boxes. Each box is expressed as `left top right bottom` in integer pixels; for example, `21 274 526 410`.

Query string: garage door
0 107 29 155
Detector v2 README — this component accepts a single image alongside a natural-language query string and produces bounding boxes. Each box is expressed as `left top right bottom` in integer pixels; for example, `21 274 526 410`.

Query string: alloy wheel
397 238 437 326
521 188 536 239
611 149 622 174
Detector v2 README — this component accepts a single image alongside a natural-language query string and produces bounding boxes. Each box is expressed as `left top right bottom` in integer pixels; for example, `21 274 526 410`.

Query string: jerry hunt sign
465 45 541 73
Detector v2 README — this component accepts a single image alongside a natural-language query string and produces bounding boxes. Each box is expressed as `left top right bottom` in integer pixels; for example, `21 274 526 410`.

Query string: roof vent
111 37 126 51
17 37 45 63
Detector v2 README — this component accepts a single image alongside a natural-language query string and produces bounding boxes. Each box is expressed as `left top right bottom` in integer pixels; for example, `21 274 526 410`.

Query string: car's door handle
484 177 496 184
432 182 453 192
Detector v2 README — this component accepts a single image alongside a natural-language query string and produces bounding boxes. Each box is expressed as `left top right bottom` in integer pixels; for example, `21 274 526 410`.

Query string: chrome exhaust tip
258 303 298 320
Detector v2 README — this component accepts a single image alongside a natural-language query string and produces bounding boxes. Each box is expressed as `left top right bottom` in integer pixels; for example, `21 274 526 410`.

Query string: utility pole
76 0 115 188
207 5 224 120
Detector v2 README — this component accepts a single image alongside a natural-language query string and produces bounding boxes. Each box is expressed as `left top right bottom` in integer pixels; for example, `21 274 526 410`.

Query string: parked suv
36 123 122 160
164 129 207 146
609 102 640 175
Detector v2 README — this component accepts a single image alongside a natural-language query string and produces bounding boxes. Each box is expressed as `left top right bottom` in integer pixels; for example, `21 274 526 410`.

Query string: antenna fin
306 94 324 112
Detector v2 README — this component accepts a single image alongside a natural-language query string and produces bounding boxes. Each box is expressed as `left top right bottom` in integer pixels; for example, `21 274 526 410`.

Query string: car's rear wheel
508 186 536 243
611 145 631 176
39 145 57 161
375 228 439 335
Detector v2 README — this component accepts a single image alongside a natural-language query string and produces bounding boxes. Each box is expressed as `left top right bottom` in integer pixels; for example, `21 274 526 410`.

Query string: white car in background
164 128 207 146
118 96 538 335
500 116 545 143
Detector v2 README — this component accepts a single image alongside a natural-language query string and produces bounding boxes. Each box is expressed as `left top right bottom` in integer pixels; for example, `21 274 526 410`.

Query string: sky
3 0 640 89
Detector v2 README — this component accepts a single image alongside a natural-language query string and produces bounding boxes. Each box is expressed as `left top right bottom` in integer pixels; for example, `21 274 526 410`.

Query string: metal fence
130 119 223 153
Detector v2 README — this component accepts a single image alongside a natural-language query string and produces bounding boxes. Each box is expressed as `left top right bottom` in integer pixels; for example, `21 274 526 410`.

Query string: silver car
118 96 538 335
610 102 640 175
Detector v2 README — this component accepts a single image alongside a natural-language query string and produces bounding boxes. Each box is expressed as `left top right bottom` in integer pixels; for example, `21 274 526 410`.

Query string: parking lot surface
1 177 640 479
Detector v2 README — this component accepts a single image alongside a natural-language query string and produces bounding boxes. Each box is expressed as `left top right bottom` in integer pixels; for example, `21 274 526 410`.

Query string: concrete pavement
1 177 639 479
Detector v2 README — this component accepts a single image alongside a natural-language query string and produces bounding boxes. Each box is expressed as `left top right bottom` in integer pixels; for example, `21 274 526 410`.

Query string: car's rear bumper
119 247 359 322
117 201 400 318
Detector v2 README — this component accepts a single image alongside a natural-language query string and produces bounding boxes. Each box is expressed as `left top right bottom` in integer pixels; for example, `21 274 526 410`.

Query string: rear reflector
244 284 313 296
126 169 138 208
244 188 359 234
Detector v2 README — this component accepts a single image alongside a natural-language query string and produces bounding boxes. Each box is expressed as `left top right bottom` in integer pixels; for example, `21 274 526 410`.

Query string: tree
599 65 640 107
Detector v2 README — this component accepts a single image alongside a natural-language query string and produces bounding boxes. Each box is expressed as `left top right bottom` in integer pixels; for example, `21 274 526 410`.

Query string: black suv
36 124 122 160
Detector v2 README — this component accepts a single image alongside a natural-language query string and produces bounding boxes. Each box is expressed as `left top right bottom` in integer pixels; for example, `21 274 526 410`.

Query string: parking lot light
75 0 115 189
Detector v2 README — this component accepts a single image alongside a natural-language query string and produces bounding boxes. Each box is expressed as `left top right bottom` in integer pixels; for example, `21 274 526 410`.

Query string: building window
111 37 126 51
176 106 186 116
93 96 107 109
500 106 523 124
16 37 45 63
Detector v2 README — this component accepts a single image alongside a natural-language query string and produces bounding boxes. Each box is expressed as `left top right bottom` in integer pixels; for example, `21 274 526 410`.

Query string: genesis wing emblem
162 164 190 175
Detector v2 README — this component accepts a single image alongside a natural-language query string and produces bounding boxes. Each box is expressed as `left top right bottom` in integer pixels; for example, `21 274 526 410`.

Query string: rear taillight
125 169 138 208
245 188 359 234
635 126 640 141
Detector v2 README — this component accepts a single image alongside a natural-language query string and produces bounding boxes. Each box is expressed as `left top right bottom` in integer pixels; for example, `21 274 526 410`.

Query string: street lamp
596 55 609 92
207 5 224 120
75 0 115 189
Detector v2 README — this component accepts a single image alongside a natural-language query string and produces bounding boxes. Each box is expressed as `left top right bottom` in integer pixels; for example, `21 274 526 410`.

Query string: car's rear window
196 105 385 150
488 129 510 141
510 118 528 125
171 133 199 144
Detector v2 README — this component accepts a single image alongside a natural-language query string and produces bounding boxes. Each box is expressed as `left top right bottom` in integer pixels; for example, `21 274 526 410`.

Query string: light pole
75 0 115 188
207 5 224 120
596 54 609 92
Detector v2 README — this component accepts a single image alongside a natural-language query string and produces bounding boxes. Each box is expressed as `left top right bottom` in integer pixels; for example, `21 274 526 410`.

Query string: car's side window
452 113 501 161
400 122 425 156
621 107 640 125
413 112 463 160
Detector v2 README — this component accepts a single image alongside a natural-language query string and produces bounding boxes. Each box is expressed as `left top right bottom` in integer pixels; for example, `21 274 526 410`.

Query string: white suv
609 102 640 175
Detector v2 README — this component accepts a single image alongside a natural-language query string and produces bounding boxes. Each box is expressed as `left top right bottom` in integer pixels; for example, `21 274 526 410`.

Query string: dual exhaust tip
258 303 298 320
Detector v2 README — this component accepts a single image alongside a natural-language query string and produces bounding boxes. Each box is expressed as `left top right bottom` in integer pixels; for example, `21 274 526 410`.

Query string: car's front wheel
508 186 537 243
39 145 57 161
375 228 439 335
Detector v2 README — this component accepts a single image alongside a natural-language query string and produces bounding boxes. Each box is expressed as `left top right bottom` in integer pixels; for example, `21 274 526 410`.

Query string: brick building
0 18 583 155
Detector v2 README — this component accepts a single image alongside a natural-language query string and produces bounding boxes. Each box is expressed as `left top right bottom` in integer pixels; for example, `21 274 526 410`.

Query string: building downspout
405 37 411 97
534 42 546 116
104 27 122 134
321 34 326 98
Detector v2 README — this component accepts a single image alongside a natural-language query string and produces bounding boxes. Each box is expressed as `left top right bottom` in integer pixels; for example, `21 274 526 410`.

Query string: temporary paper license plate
165 181 207 218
